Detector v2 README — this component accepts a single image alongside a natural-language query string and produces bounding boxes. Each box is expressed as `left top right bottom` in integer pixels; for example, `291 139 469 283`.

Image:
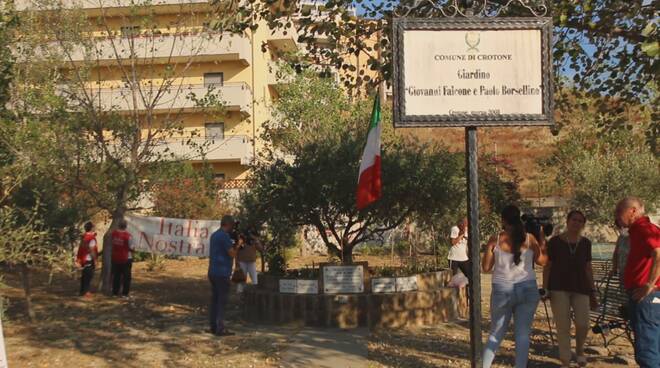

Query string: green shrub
146 254 165 272
131 251 149 262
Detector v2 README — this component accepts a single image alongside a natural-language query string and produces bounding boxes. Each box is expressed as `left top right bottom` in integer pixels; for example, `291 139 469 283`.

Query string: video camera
229 221 241 244
522 214 554 241
230 221 255 246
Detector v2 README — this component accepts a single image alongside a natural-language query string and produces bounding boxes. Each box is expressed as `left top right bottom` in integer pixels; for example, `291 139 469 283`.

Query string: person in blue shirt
208 215 238 336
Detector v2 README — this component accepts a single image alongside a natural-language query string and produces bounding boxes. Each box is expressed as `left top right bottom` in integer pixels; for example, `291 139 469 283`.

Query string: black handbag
231 259 247 283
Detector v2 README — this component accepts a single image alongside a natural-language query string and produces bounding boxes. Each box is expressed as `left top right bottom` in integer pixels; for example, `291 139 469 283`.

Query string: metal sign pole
466 127 482 368
391 2 553 367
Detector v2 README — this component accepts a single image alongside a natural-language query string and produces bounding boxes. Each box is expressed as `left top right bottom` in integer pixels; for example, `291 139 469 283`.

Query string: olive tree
544 94 659 225
11 0 240 291
251 68 527 264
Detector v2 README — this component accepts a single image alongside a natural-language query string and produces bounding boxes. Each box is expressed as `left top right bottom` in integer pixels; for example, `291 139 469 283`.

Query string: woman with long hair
543 210 597 367
482 205 548 368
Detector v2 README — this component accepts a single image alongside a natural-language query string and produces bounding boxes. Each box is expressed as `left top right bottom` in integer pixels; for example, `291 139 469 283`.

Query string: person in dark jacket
208 215 238 336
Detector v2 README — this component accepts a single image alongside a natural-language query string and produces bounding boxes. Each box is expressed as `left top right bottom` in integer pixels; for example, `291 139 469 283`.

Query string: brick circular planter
243 269 468 329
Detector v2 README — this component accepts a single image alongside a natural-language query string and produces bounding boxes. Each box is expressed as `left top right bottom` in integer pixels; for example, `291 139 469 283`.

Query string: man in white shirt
448 218 472 282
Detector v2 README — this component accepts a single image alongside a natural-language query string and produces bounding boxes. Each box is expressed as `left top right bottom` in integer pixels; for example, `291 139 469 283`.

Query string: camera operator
208 215 239 337
481 205 548 368
236 230 263 293
542 210 597 368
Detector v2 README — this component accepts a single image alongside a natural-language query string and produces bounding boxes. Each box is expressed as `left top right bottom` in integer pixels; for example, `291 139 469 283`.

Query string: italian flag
356 94 382 210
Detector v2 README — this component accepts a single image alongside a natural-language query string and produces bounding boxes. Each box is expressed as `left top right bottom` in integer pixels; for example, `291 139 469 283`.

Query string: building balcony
294 0 356 19
266 25 298 53
156 135 253 164
267 62 295 87
75 82 252 114
48 32 251 66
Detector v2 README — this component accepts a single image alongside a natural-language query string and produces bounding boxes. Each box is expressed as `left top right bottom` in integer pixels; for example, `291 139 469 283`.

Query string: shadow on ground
2 262 290 368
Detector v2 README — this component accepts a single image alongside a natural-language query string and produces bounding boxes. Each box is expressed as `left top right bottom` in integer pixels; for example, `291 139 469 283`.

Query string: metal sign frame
391 2 553 367
392 17 554 127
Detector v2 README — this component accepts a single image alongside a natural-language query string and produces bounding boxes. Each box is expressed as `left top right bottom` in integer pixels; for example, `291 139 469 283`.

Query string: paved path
280 328 368 368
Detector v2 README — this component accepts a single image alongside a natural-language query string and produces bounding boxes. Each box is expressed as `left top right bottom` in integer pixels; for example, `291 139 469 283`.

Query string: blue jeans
209 275 231 333
483 279 540 368
629 290 660 368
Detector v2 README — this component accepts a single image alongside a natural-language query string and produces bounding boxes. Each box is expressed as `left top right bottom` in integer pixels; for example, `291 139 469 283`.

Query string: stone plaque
396 276 419 292
372 277 397 293
279 279 297 294
322 265 365 294
296 280 319 294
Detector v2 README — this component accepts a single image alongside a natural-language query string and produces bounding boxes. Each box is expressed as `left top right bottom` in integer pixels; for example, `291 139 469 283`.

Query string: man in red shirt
616 197 660 368
76 221 98 298
111 220 134 297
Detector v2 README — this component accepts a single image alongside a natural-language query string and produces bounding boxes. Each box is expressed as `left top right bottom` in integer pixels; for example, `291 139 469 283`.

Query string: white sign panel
392 18 553 127
372 278 397 293
323 265 364 294
279 279 297 294
126 214 221 257
0 317 7 368
396 276 419 292
296 280 319 295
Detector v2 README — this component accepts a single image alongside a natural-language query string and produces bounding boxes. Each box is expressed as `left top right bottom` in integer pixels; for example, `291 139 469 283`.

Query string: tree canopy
242 70 524 264
215 0 658 147
544 93 659 226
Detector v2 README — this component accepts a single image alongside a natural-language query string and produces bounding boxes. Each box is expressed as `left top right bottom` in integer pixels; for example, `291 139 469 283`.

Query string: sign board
279 279 297 294
296 280 319 294
0 317 7 368
371 277 397 293
322 265 365 294
392 17 554 127
396 276 419 292
126 214 220 257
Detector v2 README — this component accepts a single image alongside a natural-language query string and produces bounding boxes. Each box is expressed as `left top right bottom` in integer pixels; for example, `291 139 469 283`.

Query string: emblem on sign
465 31 480 52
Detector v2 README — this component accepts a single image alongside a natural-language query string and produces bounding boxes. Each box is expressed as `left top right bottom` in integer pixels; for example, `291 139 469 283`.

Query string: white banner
126 214 221 257
0 317 7 368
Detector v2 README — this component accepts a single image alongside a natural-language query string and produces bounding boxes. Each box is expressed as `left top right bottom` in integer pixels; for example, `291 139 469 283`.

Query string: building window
203 72 224 87
213 173 226 181
205 123 224 139
120 25 141 38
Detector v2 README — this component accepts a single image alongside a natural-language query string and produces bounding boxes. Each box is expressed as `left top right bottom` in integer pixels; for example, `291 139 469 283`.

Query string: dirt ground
1 257 635 368
368 273 635 368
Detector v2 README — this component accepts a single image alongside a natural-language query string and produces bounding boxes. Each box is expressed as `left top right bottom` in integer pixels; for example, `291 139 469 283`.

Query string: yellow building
15 0 372 184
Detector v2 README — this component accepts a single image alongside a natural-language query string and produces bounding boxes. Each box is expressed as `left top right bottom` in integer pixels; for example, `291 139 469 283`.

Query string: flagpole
378 29 387 104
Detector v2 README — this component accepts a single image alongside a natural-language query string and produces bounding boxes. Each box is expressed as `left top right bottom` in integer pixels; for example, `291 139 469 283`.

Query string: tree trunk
260 248 266 273
341 245 354 265
20 264 36 322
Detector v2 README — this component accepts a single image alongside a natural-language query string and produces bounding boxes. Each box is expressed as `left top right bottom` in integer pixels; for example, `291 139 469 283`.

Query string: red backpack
76 232 98 265
111 230 131 263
